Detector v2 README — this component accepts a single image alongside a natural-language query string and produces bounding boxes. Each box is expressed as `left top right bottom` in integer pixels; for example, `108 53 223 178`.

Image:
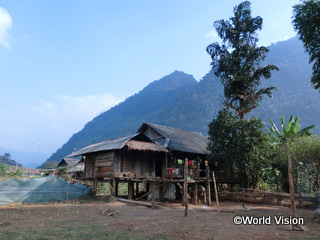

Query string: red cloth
170 168 174 180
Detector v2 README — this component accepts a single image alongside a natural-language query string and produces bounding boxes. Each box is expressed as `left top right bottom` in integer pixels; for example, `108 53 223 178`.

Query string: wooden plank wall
85 154 95 179
94 152 114 178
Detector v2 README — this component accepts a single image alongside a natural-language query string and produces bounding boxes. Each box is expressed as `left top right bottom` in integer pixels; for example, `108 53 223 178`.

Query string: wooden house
57 157 84 181
68 123 209 181
67 122 210 201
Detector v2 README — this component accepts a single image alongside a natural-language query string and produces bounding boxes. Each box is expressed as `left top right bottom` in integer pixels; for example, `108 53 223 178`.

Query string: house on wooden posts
57 157 84 181
57 157 81 168
67 122 210 202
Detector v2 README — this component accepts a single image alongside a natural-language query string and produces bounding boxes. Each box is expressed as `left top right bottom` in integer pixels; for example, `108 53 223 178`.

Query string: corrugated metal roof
58 158 80 167
69 162 84 172
138 122 209 155
67 133 140 157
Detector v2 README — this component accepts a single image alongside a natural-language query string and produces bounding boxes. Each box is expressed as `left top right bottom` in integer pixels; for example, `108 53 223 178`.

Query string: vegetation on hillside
44 1 320 187
0 153 21 167
206 1 319 198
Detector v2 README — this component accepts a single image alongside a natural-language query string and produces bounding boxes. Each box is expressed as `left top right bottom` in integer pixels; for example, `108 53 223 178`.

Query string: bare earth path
0 200 319 240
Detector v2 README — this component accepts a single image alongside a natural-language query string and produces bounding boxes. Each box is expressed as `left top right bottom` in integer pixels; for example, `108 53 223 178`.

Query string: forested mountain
44 36 320 165
0 153 21 167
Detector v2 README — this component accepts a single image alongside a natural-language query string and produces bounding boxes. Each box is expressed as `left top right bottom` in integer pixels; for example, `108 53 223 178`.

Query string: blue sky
0 0 300 160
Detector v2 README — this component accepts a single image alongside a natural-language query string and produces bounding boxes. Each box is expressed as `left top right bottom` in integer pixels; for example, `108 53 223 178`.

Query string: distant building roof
138 122 209 155
57 158 81 167
69 162 84 173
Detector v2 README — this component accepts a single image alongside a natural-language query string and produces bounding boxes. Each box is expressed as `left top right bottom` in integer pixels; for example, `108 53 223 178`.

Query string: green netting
0 175 91 205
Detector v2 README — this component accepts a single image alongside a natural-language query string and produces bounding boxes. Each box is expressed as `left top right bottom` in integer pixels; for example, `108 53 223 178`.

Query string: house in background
57 157 81 168
57 157 84 181
67 122 210 202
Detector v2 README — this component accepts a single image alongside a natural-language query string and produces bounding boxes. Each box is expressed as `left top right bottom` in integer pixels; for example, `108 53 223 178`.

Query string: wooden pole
93 177 98 195
286 145 297 218
135 182 139 197
128 181 134 200
193 183 198 205
108 181 114 195
135 182 167 201
115 180 119 197
212 171 220 214
151 181 156 209
184 158 188 217
206 163 211 205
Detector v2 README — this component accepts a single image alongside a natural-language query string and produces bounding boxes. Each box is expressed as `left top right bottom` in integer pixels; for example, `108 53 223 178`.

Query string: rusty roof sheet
67 133 141 157
125 140 169 152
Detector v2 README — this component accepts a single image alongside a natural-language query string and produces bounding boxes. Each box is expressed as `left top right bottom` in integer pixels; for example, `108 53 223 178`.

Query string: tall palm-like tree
206 1 278 119
268 116 314 221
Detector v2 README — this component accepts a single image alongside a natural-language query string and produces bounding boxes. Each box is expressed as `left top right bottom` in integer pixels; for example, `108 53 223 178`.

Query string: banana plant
267 115 315 222
268 115 315 143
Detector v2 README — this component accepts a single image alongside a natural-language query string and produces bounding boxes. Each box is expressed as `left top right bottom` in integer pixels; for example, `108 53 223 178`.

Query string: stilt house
68 122 209 182
67 123 210 202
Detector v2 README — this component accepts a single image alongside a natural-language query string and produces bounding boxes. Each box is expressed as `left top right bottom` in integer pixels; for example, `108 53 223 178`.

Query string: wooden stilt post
206 163 211 206
93 177 98 195
115 180 119 197
112 178 116 196
184 158 188 217
193 183 198 205
135 182 139 198
108 181 114 195
212 171 220 214
128 180 134 200
136 183 167 201
159 183 164 201
151 181 156 209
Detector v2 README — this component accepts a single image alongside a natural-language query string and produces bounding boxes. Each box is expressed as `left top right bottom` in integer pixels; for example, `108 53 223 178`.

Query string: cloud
0 7 12 49
0 94 124 154
26 94 124 132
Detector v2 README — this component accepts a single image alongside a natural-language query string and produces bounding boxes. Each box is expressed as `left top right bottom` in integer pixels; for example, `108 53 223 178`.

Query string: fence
218 187 318 207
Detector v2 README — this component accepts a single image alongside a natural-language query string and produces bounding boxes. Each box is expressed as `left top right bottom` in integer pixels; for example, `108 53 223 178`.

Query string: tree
0 153 21 166
208 108 269 188
0 163 10 177
206 1 278 119
268 115 315 219
292 0 320 90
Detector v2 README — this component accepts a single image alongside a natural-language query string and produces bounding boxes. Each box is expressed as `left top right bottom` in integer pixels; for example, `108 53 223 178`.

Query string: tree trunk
285 144 297 218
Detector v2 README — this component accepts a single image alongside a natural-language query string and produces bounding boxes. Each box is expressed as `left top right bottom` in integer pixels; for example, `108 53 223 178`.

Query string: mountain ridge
44 36 320 165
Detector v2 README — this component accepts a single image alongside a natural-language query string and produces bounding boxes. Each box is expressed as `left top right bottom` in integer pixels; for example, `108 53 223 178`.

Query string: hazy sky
0 0 300 157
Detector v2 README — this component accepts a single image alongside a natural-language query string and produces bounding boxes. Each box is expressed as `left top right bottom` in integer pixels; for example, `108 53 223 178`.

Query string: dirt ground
0 199 319 240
